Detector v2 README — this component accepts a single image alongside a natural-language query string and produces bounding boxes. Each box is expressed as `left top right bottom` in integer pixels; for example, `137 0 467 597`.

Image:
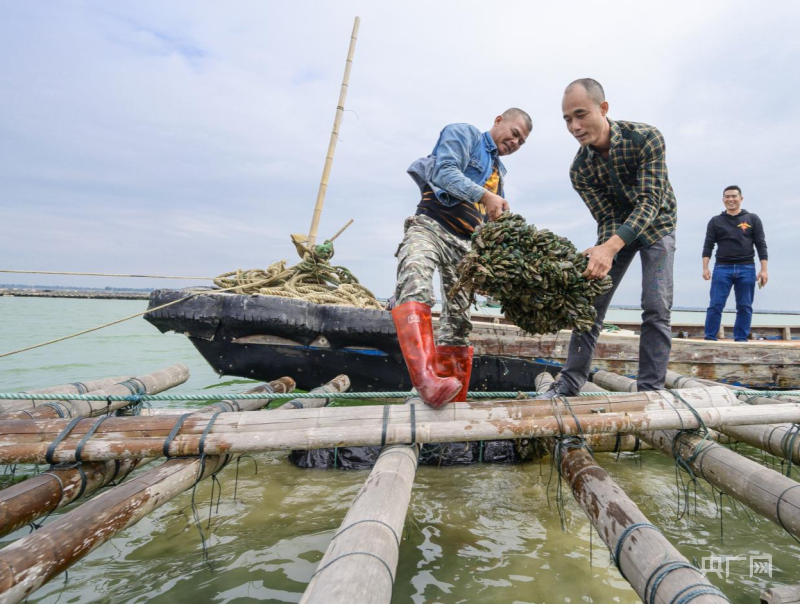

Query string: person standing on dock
702 185 769 342
392 109 532 407
537 78 677 399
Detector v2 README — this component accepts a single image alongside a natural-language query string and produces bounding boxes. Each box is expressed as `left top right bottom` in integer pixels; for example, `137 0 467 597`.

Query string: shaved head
565 78 606 107
501 107 532 132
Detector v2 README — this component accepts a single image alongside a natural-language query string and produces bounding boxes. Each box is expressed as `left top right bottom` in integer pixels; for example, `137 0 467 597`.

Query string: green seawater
0 297 798 603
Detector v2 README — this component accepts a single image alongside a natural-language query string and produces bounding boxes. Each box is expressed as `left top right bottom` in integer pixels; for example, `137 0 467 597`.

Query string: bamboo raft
1 367 799 603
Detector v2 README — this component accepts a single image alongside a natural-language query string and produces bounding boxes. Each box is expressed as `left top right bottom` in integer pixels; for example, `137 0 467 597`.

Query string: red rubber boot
392 301 461 408
435 345 474 402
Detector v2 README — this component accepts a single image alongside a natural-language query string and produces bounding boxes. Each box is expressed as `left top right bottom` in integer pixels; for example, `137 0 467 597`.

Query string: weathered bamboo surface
762 583 800 604
0 455 228 604
279 375 350 409
0 459 148 538
556 441 726 603
0 376 133 414
0 378 294 537
0 364 189 421
468 327 800 387
592 370 638 392
8 390 800 466
639 429 800 540
300 444 418 604
664 371 800 465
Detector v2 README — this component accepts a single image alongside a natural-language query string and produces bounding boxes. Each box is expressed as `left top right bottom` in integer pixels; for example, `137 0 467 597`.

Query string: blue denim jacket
407 123 506 207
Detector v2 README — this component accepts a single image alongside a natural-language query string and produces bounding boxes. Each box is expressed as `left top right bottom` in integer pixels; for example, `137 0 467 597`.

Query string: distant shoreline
0 288 149 300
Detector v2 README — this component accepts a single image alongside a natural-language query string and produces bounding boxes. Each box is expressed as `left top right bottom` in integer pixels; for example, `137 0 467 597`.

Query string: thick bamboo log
279 375 350 409
592 370 637 392
0 459 147 538
0 455 228 604
0 376 133 414
761 584 800 604
5 395 800 466
556 441 726 603
534 371 554 391
300 444 418 603
0 364 189 421
639 430 800 540
173 377 296 414
664 371 800 465
0 378 294 537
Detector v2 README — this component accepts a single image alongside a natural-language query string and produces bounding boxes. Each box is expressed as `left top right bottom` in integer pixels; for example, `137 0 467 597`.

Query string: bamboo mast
0 377 295 537
0 376 133 414
590 371 800 540
0 364 190 421
301 443 418 603
306 16 360 248
555 442 727 603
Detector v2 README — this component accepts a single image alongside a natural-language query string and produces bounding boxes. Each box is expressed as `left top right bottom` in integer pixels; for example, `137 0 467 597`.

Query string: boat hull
144 290 800 390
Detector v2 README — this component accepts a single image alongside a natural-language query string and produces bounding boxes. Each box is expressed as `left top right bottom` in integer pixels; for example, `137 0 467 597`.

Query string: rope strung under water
0 389 794 402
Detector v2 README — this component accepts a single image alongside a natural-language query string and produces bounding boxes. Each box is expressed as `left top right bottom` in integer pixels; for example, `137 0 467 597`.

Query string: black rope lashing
45 417 84 465
611 523 662 581
332 519 401 547
41 402 69 418
162 413 192 458
74 415 111 463
643 561 697 604
69 382 89 394
28 471 66 531
775 483 800 545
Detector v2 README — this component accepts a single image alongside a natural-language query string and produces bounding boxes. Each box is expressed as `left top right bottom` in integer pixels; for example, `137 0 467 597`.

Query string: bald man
538 79 677 398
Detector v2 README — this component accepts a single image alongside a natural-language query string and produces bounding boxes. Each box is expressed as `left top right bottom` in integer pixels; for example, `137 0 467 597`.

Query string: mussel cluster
451 212 613 334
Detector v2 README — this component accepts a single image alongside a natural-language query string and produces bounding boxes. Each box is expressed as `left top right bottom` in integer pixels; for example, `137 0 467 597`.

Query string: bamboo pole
0 364 189 421
592 370 637 392
639 429 800 540
555 441 727 603
0 376 133 414
279 375 350 409
664 371 800 465
306 16 360 248
0 455 229 604
0 378 294 537
300 444 418 603
6 395 800 466
761 584 800 604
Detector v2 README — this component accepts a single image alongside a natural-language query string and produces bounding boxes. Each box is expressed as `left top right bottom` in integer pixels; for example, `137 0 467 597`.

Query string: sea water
1 297 798 603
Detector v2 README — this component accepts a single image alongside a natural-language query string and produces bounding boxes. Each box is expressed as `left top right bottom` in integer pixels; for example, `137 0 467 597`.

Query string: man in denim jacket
391 109 531 407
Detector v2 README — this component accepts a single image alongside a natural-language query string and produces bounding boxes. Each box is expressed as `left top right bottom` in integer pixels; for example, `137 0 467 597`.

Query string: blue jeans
704 263 756 342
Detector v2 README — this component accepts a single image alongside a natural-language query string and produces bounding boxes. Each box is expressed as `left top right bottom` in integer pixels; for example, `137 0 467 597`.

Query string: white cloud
1 0 798 310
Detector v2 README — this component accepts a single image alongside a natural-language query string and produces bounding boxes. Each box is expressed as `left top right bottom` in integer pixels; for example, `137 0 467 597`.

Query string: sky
1 1 799 310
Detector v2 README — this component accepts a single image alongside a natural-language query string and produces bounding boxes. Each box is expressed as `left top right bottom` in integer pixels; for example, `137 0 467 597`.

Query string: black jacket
702 209 768 264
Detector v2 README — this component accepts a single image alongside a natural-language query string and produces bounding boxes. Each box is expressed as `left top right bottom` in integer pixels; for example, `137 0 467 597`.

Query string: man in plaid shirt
538 79 677 398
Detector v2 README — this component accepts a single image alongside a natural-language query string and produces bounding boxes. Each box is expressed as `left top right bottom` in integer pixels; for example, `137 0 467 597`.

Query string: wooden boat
144 289 800 390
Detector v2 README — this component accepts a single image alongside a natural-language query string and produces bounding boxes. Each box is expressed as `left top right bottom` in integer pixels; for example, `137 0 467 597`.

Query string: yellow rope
0 269 214 279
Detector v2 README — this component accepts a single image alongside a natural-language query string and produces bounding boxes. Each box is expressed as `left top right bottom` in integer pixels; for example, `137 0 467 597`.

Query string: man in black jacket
702 185 769 341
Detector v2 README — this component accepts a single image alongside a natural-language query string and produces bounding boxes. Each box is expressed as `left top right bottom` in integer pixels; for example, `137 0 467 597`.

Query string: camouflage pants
395 214 473 346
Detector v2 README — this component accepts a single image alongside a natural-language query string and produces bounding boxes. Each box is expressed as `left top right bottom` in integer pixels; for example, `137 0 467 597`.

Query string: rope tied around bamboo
213 239 383 309
450 212 613 334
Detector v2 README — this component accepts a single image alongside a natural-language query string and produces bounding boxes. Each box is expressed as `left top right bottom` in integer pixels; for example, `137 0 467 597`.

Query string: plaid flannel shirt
569 119 677 247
